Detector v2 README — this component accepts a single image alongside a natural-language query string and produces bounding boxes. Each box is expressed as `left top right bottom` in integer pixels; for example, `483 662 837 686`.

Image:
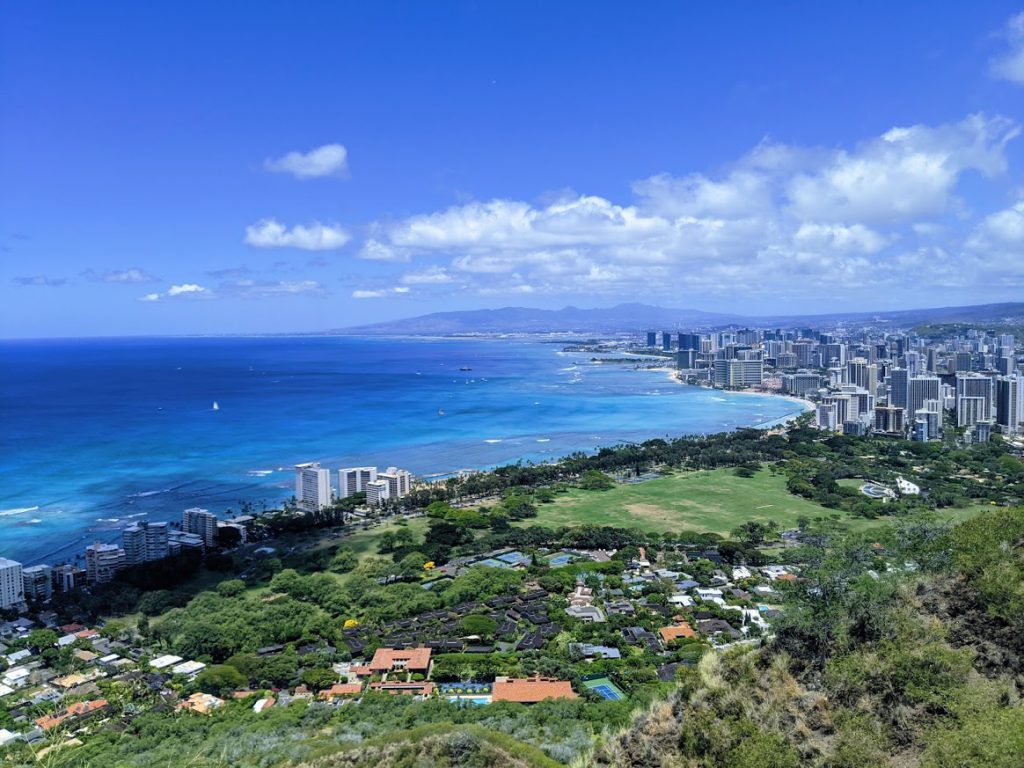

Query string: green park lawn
533 467 833 537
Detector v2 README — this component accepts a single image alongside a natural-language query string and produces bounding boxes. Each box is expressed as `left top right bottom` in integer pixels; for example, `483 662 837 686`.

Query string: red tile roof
318 683 363 699
491 677 577 703
368 647 432 673
659 622 697 643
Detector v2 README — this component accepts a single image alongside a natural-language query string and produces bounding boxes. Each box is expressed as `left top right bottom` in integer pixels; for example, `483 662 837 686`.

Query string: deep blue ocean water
0 336 805 565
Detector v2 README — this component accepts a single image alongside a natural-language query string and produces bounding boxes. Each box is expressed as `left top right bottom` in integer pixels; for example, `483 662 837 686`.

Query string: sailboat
212 401 220 411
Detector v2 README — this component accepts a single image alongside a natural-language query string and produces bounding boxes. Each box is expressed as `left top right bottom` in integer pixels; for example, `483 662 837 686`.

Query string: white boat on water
212 401 220 411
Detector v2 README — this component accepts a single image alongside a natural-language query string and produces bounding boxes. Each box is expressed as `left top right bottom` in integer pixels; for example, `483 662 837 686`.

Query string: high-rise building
712 359 763 388
646 331 657 348
123 521 170 565
675 349 697 369
782 373 821 397
53 564 84 593
365 479 389 506
338 467 377 498
888 369 908 411
0 558 25 609
957 397 988 428
996 376 1023 435
183 507 218 549
816 402 839 432
379 467 413 499
294 462 333 511
661 332 672 351
85 542 126 584
953 351 973 373
874 405 905 435
907 376 940 422
955 374 993 427
21 564 53 601
677 333 701 351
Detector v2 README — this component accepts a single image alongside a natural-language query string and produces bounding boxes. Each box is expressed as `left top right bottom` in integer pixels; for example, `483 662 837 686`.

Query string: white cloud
222 279 327 299
139 283 213 302
786 115 1019 222
352 113 1020 302
400 266 454 285
83 268 160 284
264 143 349 179
245 219 351 251
990 12 1024 84
358 239 410 262
352 286 410 299
167 283 208 297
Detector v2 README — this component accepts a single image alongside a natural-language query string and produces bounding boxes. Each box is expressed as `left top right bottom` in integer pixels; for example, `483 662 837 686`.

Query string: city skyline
4 3 1024 337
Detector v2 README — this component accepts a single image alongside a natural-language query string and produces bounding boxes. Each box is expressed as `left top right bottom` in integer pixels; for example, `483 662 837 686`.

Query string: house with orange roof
35 699 109 731
491 676 577 704
366 647 432 679
318 683 363 701
659 622 697 644
176 692 224 715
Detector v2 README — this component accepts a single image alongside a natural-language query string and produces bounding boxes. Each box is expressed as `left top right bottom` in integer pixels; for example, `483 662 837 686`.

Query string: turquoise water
0 336 804 565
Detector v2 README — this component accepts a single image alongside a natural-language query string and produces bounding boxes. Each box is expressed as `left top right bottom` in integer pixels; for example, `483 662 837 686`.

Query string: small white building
149 654 184 670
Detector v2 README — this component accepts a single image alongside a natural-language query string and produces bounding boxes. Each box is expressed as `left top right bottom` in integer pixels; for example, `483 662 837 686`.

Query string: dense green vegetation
594 507 1024 768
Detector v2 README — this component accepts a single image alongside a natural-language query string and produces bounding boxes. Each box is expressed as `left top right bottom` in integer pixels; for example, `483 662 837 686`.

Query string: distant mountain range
335 301 1024 335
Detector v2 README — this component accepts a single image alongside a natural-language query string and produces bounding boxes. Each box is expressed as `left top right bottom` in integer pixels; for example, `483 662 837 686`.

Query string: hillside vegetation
593 507 1024 768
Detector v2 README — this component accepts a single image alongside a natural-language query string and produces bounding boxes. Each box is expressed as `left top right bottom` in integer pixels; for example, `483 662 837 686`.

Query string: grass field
533 467 834 536
532 468 988 537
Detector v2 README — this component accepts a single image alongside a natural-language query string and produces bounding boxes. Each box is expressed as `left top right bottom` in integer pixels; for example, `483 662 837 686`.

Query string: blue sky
3 2 1024 336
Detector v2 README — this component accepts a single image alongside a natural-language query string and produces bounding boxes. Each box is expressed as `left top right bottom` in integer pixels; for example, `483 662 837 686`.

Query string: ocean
0 336 805 565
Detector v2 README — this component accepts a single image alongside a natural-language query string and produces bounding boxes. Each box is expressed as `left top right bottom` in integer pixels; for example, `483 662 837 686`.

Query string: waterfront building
53 564 84 593
85 543 126 584
379 467 413 499
21 564 53 602
168 531 206 554
295 462 333 511
782 373 822 397
677 332 701 351
123 521 170 565
675 349 697 369
712 359 763 388
365 479 389 506
646 331 657 348
661 331 672 351
338 467 377 498
183 507 218 548
0 558 25 610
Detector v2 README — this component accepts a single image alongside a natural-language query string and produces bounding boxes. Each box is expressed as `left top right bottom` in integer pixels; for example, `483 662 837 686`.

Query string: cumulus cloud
352 113 1019 301
245 219 351 250
264 143 349 179
82 268 160 284
139 283 213 302
12 276 66 287
991 12 1024 84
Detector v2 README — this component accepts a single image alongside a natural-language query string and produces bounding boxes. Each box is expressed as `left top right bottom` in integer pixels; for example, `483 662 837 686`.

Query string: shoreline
6 346 809 566
650 366 816 425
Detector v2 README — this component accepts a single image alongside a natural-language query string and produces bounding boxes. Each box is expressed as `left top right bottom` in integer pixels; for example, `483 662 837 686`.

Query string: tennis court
582 676 626 701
